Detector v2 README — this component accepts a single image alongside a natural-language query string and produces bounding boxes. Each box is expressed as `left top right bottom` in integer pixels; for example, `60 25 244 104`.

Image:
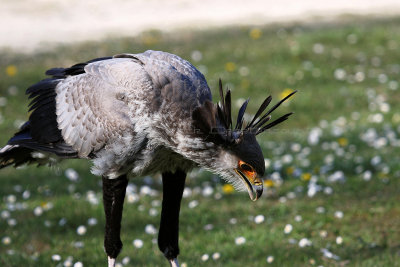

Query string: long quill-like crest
217 80 297 139
192 80 296 144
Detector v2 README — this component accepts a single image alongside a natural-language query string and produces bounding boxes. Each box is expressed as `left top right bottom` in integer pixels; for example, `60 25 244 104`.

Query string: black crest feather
192 79 297 144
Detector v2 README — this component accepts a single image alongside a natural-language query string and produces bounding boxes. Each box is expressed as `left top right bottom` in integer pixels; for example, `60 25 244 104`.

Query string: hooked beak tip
235 169 263 201
249 183 263 201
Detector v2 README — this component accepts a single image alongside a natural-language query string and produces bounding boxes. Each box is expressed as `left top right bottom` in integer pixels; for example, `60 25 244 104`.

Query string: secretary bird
0 50 295 266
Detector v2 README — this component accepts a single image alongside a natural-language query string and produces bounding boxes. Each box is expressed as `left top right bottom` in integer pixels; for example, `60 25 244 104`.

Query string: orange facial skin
238 160 262 185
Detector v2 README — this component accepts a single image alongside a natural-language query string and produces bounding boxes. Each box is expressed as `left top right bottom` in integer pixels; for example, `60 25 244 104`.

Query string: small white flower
254 215 265 224
59 218 67 226
212 252 220 260
319 230 328 238
308 127 322 145
324 187 333 195
238 66 250 77
182 188 192 198
294 215 302 222
133 239 143 248
235 236 246 245
86 191 99 205
266 255 274 263
316 206 325 214
284 224 293 234
63 256 74 267
139 185 152 195
229 218 237 224
321 248 340 260
151 200 161 207
188 200 198 209
313 43 324 54
122 256 130 265
2 236 11 245
298 238 312 247
334 211 344 219
362 170 372 181
191 50 202 62
334 68 346 81
33 206 43 216
6 195 16 203
73 261 83 267
126 193 139 203
76 225 87 235
336 236 343 245
204 224 213 231
149 208 158 217
371 156 381 166
65 168 79 181
201 254 209 261
74 241 84 248
22 190 31 199
52 254 61 261
1 210 10 219
8 218 17 226
63 259 73 267
87 218 98 226
145 224 157 235
202 186 213 197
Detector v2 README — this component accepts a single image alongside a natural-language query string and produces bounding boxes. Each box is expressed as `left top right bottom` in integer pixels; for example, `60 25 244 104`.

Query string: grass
1 16 400 266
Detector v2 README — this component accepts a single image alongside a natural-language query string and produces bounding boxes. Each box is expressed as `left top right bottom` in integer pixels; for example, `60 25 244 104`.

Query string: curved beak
235 169 263 201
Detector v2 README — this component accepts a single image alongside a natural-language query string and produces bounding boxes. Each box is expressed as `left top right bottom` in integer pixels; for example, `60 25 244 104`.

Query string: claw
169 258 180 267
108 256 115 267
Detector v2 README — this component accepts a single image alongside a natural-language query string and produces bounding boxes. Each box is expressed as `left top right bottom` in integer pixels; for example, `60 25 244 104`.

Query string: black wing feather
1 56 112 167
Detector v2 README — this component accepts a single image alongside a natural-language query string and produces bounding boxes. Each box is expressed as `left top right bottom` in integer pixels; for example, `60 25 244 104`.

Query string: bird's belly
131 146 196 176
91 139 196 179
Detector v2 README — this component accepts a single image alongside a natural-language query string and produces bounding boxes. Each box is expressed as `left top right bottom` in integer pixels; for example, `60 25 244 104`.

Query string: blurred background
1 1 400 266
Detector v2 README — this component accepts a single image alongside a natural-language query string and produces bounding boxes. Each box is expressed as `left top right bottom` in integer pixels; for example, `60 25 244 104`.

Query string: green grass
1 16 400 266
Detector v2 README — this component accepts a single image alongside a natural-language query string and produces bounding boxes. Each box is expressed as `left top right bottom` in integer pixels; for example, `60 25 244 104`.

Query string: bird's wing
122 51 212 105
55 57 151 157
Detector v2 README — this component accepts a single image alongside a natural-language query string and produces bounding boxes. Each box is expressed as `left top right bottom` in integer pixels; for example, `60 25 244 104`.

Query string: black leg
158 169 186 264
102 175 128 266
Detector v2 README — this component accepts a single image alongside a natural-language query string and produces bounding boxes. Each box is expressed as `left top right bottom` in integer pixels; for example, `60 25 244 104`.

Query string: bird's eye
240 163 253 172
238 160 254 172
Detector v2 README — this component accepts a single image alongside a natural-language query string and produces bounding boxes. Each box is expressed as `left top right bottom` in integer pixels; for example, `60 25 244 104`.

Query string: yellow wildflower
6 65 17 77
301 173 312 181
222 184 234 194
249 28 262 40
280 88 294 100
264 179 275 188
225 62 236 72
241 79 250 90
338 137 348 147
286 166 295 175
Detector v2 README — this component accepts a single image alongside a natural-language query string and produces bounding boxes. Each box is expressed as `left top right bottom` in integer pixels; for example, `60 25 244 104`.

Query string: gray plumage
0 49 296 190
0 50 296 266
54 51 211 178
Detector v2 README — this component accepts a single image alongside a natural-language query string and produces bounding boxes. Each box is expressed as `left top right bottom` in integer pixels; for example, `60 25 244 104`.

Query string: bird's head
192 80 296 201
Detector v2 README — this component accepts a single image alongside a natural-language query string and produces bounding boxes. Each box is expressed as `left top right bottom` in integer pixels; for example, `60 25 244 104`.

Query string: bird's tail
0 144 42 169
1 123 76 169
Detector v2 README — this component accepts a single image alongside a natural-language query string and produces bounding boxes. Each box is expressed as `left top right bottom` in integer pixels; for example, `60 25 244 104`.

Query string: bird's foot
108 256 116 267
169 258 180 267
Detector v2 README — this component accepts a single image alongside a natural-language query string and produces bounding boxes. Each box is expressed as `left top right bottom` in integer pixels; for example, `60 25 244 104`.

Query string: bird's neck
168 130 220 168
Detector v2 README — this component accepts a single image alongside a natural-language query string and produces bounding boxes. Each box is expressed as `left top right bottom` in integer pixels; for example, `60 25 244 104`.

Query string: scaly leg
102 175 128 267
158 169 186 266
